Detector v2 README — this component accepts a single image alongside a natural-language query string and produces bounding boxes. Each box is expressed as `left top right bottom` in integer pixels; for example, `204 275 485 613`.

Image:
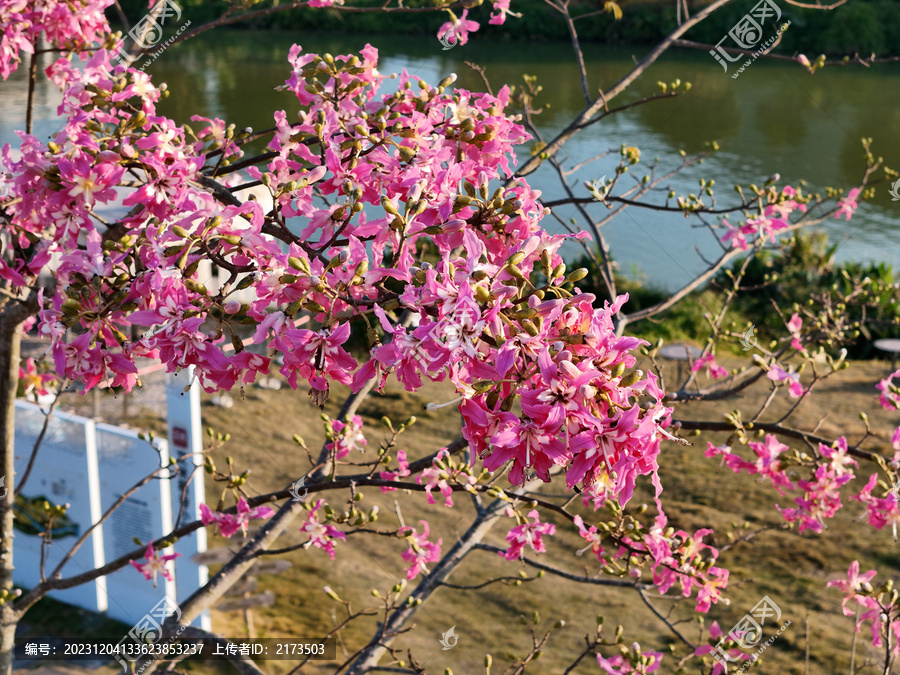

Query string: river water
2 29 899 291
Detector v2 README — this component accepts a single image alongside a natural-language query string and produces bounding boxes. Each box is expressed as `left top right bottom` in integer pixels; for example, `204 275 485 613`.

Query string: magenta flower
130 543 180 587
400 521 442 579
573 515 604 561
819 437 857 476
437 9 480 47
200 497 275 538
787 312 804 350
299 500 345 559
499 510 555 560
489 0 522 25
18 358 53 397
877 369 900 410
326 415 367 460
835 188 860 221
693 621 752 672
691 352 728 380
767 363 805 398
597 646 663 674
379 449 410 491
694 566 729 613
827 561 878 616
777 464 852 533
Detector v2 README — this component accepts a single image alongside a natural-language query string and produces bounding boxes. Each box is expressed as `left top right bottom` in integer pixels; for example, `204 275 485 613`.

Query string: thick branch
345 478 545 673
474 544 650 588
513 0 735 178
675 418 881 463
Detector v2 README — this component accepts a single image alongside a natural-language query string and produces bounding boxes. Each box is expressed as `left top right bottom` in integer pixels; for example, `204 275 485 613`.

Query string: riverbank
116 0 900 57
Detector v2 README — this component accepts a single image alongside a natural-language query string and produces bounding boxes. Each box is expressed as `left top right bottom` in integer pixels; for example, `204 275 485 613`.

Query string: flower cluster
199 497 275 538
378 449 410 490
708 436 860 534
416 448 476 507
877 369 900 410
827 561 900 657
767 363 805 398
299 499 346 559
691 352 727 380
597 642 663 674
693 622 754 673
705 435 793 495
721 185 810 250
400 520 442 579
854 473 900 539
499 509 555 560
0 0 113 79
0 43 680 501
326 414 367 461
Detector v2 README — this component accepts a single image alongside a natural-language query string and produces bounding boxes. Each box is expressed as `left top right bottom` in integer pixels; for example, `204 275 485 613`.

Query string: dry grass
23 352 900 674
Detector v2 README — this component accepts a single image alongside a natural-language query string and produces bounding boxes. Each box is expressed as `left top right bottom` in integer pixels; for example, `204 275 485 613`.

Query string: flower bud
566 268 589 283
620 370 643 387
508 251 526 266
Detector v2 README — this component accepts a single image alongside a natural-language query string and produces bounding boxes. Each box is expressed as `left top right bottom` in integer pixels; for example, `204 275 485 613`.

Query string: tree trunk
0 318 23 675
347 478 544 673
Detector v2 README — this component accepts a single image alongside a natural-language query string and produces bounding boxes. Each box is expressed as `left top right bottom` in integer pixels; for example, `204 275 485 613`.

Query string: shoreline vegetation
115 0 900 57
575 230 900 361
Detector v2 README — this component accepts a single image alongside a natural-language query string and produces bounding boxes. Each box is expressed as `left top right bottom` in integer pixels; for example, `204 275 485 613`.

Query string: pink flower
279 324 358 399
777 465 852 533
787 312 803 351
819 437 857 477
299 499 345 559
691 352 728 379
200 497 275 538
694 566 729 613
0 0 112 80
835 188 859 221
767 363 805 398
130 543 180 587
379 449 410 491
573 515 604 561
326 415 366 460
489 0 522 25
437 9 479 47
693 622 752 672
400 521 442 579
877 369 900 410
499 510 555 560
597 647 663 674
721 218 749 250
416 448 475 507
18 358 53 397
705 439 795 494
827 561 878 616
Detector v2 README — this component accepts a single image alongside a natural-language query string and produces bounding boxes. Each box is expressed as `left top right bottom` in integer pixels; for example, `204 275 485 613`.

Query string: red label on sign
172 426 189 448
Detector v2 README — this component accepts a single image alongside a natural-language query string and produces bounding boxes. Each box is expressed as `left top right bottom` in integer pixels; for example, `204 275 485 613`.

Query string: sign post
12 402 106 614
165 366 211 630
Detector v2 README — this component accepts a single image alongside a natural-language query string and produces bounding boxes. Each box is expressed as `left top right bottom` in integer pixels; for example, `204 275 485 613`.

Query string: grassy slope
28 352 900 674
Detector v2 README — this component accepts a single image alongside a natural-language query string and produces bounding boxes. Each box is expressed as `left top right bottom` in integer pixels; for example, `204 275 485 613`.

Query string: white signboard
12 401 105 613
166 366 211 630
13 369 211 630
95 423 177 625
